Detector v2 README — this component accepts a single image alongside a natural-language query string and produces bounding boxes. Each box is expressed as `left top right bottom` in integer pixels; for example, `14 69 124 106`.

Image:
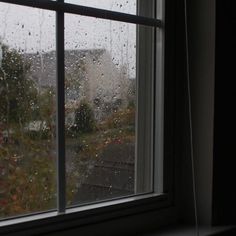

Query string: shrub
73 101 96 134
104 107 135 130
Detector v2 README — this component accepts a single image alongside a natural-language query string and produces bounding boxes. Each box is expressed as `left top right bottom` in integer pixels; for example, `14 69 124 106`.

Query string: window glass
65 15 137 206
65 14 154 207
0 3 56 219
66 0 136 15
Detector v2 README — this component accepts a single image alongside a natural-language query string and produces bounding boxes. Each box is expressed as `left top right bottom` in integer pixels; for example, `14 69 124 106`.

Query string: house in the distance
26 49 135 123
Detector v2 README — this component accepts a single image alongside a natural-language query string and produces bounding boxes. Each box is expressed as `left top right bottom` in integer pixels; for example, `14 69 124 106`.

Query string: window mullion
56 0 66 214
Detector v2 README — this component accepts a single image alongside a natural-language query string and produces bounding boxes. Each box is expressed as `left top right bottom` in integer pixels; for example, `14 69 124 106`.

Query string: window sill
0 193 173 235
143 224 236 236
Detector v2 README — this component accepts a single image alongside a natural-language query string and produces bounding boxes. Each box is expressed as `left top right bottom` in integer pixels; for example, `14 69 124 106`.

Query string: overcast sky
67 0 136 14
0 1 136 77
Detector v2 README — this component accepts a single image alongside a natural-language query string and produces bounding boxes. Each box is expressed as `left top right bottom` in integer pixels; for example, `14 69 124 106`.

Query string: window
0 0 174 234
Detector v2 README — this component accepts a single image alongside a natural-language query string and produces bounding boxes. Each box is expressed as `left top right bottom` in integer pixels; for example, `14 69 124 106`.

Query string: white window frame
0 0 177 234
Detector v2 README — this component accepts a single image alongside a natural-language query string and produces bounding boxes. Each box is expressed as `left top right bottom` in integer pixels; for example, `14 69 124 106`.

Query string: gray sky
0 0 136 77
67 0 136 14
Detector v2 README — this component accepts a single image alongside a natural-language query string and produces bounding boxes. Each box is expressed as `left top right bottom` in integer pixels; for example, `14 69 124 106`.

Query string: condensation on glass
65 14 137 206
66 0 137 15
0 3 56 219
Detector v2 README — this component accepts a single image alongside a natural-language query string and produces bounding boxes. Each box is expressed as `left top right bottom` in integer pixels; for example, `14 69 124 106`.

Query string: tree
0 44 38 129
0 44 56 218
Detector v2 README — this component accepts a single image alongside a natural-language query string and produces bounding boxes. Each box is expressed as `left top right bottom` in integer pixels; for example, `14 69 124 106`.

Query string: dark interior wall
175 0 195 225
212 0 236 225
179 0 215 226
188 0 215 226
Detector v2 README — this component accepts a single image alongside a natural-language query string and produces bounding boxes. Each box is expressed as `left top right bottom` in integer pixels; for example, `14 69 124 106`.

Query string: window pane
0 3 56 219
65 14 154 207
66 0 136 15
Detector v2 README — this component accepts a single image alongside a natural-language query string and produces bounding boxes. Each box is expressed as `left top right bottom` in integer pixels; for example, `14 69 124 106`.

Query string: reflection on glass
0 3 56 219
66 0 136 15
65 15 136 206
